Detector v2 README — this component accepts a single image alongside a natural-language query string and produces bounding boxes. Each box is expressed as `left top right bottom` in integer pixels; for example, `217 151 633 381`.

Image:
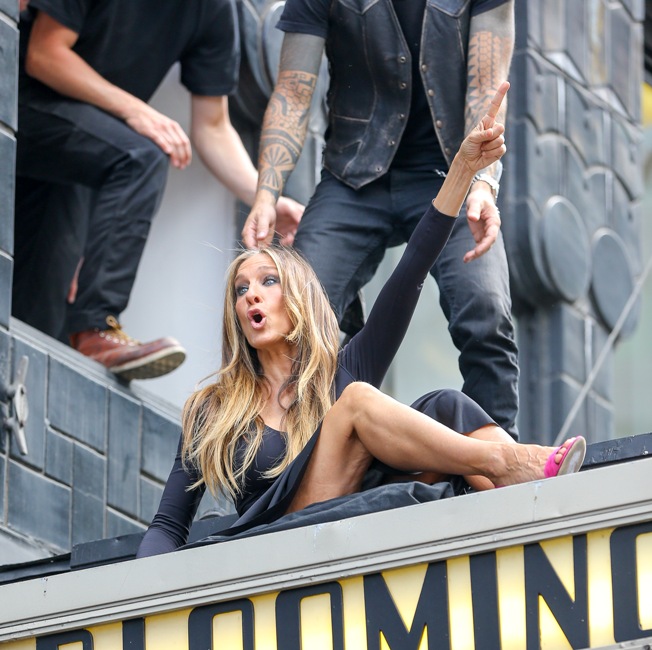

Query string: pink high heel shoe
544 436 586 478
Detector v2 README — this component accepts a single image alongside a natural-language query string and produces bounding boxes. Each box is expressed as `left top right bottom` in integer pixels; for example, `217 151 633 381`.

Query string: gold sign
5 520 652 649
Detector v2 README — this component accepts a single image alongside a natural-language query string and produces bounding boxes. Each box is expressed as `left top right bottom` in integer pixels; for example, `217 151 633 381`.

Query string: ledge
1 456 651 640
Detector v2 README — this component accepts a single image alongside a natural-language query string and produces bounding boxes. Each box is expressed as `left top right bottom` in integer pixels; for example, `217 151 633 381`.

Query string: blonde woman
138 83 585 557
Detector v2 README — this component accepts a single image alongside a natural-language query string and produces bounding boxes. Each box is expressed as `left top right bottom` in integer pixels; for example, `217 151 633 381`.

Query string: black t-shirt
391 0 440 171
19 0 239 102
278 0 507 173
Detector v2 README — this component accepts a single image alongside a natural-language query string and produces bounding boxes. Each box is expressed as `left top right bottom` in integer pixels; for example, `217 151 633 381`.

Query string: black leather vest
323 0 472 189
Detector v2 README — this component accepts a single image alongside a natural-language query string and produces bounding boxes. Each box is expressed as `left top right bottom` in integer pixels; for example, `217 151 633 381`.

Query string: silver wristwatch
472 173 500 201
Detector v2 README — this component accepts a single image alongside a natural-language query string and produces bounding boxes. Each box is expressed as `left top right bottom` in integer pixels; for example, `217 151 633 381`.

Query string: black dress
137 204 495 557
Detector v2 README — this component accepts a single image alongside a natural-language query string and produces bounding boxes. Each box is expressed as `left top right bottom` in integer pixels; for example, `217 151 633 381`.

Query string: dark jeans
13 97 169 339
293 168 520 438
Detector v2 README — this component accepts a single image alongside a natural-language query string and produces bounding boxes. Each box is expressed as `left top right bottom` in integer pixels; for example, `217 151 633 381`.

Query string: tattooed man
243 0 519 437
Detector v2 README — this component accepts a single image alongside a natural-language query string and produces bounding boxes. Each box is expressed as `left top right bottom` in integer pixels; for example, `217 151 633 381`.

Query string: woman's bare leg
288 382 577 512
463 425 516 490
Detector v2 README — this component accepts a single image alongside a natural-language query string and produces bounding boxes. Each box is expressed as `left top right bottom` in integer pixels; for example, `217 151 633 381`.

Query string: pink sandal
544 436 586 478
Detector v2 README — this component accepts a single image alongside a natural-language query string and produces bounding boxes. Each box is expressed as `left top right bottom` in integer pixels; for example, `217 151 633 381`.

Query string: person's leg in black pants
13 178 91 340
392 169 520 439
14 98 186 379
294 167 519 438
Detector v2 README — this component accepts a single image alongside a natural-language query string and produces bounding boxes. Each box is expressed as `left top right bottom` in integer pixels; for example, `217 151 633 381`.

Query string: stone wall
0 0 17 330
0 4 220 564
504 0 644 443
0 321 228 563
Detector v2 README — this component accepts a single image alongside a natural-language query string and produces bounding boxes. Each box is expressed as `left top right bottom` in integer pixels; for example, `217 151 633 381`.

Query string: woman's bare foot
490 436 586 488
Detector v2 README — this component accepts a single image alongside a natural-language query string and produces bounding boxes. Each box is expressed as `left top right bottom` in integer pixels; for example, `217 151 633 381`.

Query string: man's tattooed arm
465 1 515 180
256 33 324 201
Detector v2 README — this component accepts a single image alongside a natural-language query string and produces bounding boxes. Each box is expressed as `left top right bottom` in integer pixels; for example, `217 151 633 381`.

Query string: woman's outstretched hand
459 81 510 174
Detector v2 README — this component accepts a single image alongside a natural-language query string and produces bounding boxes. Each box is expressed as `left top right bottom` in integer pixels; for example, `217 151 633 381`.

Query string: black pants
13 97 169 339
294 168 520 438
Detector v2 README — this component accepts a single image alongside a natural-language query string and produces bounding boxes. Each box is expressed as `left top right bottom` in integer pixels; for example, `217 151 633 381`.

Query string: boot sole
110 346 187 381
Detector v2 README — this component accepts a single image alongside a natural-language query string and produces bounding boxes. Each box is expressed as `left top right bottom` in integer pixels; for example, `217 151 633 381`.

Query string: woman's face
234 253 294 352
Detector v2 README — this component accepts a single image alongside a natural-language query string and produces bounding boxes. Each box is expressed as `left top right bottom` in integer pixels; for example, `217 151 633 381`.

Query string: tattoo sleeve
257 70 318 200
465 3 515 178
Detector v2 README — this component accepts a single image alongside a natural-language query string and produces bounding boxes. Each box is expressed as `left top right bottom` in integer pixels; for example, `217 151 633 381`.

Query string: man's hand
125 103 191 169
275 196 304 246
458 81 509 174
241 194 305 249
457 81 508 261
242 195 278 249
464 183 501 262
434 82 509 225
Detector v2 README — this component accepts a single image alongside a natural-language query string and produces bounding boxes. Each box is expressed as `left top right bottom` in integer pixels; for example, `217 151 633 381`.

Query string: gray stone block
621 0 644 21
527 124 564 209
516 0 540 51
590 229 639 337
585 1 610 88
515 312 554 443
72 444 106 545
608 3 642 121
550 377 589 443
562 139 587 204
550 305 587 384
590 323 615 400
72 488 104 546
540 0 565 54
501 199 554 312
0 253 11 329
564 1 587 82
0 130 15 256
141 407 181 482
611 116 644 199
582 170 609 236
48 359 107 452
8 460 70 551
0 530 51 564
106 509 146 538
45 428 73 486
72 442 105 500
539 195 591 303
0 329 10 454
139 476 164 524
0 19 17 130
588 394 614 443
511 53 560 135
0 455 5 521
566 84 607 168
11 339 47 468
108 390 141 517
0 0 19 21
609 189 643 278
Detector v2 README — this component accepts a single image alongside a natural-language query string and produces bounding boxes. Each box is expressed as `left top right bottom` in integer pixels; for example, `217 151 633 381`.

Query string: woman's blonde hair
182 245 341 500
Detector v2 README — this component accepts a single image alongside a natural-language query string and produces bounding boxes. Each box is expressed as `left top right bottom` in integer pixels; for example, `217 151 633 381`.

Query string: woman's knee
332 382 381 429
339 381 379 407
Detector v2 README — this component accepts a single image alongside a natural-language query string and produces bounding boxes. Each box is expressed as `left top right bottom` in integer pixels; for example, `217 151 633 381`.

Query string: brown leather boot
69 316 186 381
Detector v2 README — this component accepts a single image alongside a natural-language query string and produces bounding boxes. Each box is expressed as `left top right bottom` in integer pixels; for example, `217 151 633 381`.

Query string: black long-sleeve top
137 203 455 557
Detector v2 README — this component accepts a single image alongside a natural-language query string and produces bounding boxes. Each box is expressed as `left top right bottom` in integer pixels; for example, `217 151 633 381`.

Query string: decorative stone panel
504 0 644 443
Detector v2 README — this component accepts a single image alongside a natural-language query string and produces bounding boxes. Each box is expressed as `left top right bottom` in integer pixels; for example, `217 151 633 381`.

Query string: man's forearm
465 1 515 181
193 120 260 206
26 12 145 120
256 69 317 202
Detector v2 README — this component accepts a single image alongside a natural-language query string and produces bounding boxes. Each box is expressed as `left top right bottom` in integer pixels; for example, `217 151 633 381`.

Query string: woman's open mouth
247 309 266 329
